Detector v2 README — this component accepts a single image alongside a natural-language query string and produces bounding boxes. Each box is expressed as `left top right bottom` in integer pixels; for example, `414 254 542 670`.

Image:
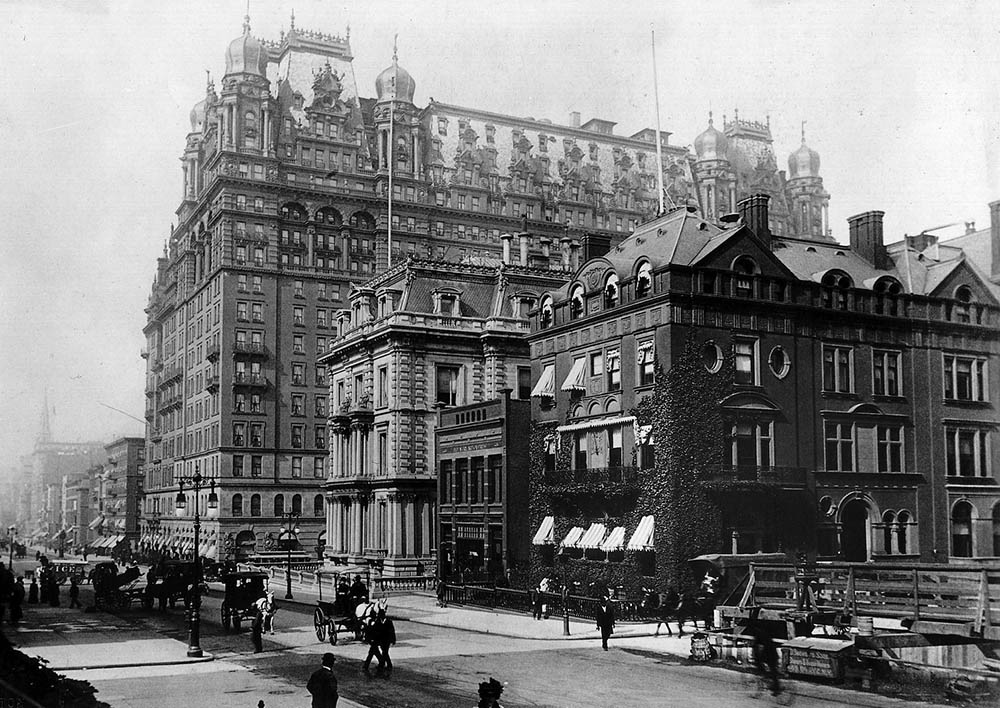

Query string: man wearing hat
307 653 339 707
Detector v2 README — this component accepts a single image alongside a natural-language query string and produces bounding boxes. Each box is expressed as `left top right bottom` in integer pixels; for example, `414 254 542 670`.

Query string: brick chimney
570 111 581 128
990 200 1000 279
848 211 886 268
736 194 771 249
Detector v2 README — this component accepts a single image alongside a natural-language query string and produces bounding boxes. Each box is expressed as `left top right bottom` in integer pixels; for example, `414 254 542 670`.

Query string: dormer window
517 296 536 319
821 270 853 310
432 288 461 316
955 285 974 323
604 274 620 308
873 276 903 316
732 256 758 298
569 285 585 319
540 296 554 329
636 262 653 298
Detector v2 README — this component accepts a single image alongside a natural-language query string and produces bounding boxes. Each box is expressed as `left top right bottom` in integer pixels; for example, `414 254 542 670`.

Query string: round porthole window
768 346 790 379
702 342 723 373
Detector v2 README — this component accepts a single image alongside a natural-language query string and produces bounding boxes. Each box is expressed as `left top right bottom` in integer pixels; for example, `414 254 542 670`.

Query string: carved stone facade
319 259 568 576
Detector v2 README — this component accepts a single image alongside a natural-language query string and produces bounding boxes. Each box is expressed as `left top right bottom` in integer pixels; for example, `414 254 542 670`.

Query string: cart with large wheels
313 573 367 645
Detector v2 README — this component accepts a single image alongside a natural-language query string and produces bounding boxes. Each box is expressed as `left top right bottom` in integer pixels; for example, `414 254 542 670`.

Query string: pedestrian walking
68 577 82 609
435 577 447 608
530 586 543 620
477 677 505 708
362 624 383 673
373 609 396 674
10 577 25 625
27 577 38 604
48 575 60 608
307 652 339 708
595 595 616 651
251 607 264 653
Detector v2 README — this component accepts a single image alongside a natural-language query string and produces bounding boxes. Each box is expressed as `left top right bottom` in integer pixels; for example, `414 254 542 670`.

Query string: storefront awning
558 415 636 434
531 516 555 545
530 364 556 398
627 515 655 551
577 523 607 549
560 358 587 392
560 526 584 548
88 515 105 530
600 526 627 552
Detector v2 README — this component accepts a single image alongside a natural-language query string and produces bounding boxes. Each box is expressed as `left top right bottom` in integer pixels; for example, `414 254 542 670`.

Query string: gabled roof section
690 224 799 279
923 256 1000 305
602 207 724 276
771 237 889 285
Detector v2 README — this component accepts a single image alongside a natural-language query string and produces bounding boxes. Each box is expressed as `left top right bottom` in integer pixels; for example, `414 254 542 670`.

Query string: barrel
857 616 874 636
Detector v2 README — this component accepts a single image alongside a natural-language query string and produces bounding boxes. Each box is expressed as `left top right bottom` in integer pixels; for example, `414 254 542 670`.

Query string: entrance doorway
840 499 870 561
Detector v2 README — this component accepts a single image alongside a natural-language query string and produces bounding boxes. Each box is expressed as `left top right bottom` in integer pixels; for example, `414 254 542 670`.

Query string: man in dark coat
251 606 264 653
349 575 368 608
68 577 81 608
9 577 25 625
307 652 339 707
595 595 616 651
374 609 396 674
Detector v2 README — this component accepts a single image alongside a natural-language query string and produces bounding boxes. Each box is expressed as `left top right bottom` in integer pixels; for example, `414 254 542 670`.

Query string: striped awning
531 364 556 398
600 526 627 552
577 523 607 549
88 515 105 530
560 358 587 392
560 526 584 548
531 516 555 545
627 515 655 551
558 415 636 434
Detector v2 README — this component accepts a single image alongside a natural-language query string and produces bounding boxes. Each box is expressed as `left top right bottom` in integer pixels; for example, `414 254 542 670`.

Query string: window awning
561 358 587 392
115 518 126 530
558 415 636 433
88 515 105 530
577 523 607 549
637 340 655 365
531 516 555 545
607 349 621 371
627 515 655 551
531 364 556 398
600 526 627 552
560 526 585 548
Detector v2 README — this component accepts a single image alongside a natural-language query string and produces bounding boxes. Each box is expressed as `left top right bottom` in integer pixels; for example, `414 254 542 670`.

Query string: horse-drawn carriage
220 570 271 632
45 560 90 585
144 560 206 610
312 572 377 645
90 562 143 610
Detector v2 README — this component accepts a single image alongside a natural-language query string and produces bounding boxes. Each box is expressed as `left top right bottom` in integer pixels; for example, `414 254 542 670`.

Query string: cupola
788 123 821 178
224 15 269 78
693 112 728 161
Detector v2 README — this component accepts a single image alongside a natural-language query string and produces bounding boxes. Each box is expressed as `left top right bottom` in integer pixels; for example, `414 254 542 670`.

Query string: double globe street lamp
175 464 218 658
278 512 301 600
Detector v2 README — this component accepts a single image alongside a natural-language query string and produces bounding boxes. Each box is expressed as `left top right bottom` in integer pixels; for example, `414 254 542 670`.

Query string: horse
354 597 384 641
641 577 718 637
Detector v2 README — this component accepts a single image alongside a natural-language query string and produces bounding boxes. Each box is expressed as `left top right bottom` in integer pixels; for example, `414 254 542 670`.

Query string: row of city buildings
13 13 988 592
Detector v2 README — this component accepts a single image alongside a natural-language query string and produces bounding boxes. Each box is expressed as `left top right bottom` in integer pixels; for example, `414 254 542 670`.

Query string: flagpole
652 27 665 216
387 35 397 269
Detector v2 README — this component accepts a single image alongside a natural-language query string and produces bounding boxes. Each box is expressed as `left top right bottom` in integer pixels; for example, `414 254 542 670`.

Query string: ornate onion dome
224 14 269 78
788 122 821 178
375 38 416 104
693 112 728 161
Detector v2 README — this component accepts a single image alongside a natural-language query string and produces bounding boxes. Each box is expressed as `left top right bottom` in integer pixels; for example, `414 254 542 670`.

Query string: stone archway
840 498 871 562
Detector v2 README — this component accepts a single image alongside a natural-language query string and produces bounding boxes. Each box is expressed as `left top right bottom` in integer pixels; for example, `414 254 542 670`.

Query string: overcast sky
2 0 999 468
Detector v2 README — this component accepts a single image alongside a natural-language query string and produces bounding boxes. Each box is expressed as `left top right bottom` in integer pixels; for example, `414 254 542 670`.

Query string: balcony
232 341 269 358
232 372 268 388
151 356 163 372
206 342 221 361
205 374 220 392
149 429 162 443
162 364 184 384
140 346 149 359
542 466 639 487
699 464 808 489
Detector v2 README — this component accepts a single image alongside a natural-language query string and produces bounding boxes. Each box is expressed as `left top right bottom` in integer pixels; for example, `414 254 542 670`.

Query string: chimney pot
501 233 513 264
519 232 529 266
847 210 886 268
736 194 772 249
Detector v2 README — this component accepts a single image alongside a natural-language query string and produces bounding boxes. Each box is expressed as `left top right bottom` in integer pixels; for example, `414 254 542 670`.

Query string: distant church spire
39 390 52 444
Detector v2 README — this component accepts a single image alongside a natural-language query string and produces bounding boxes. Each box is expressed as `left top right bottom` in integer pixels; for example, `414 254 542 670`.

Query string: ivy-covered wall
526 329 815 596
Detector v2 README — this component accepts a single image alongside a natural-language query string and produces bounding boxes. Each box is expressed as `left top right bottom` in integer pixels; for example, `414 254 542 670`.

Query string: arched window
280 202 306 221
604 273 619 308
314 494 324 517
245 110 257 124
316 207 342 226
952 501 973 558
882 510 896 554
821 270 853 310
274 494 285 517
897 509 912 555
232 493 243 517
250 494 262 517
292 494 302 515
569 284 585 319
955 285 974 323
349 211 375 229
873 276 903 316
539 296 554 329
636 262 653 298
732 256 758 298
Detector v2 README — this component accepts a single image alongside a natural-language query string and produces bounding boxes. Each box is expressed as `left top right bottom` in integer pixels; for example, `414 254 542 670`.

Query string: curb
37 653 216 672
402 614 661 642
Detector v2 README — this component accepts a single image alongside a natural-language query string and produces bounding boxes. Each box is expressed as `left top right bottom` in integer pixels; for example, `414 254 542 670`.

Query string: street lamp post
558 550 571 636
7 526 15 567
175 463 218 658
278 512 301 600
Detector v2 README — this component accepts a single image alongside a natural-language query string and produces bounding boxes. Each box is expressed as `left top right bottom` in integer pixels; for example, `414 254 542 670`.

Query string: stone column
352 497 363 555
327 497 338 552
404 496 416 558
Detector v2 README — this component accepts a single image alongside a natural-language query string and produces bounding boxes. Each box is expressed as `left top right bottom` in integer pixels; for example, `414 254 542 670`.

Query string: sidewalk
5 601 215 671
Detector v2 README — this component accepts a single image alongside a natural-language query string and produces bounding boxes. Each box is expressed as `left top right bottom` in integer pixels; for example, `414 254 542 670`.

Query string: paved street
4 565 946 708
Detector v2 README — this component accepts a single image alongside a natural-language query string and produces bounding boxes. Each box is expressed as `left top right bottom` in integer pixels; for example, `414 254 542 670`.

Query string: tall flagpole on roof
651 27 666 216
387 34 398 269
